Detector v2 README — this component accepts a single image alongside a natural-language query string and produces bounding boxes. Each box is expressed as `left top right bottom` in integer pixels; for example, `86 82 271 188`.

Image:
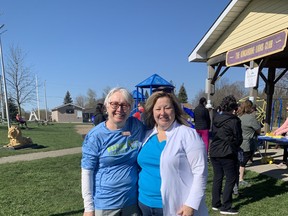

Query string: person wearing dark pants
138 201 163 216
209 95 243 215
210 156 239 211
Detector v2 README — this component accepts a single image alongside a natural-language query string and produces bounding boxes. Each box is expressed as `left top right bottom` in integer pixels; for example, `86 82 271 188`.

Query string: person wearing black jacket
93 103 107 126
194 97 211 153
209 95 243 215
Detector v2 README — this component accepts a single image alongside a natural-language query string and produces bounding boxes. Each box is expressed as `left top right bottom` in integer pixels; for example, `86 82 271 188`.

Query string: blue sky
1 0 246 111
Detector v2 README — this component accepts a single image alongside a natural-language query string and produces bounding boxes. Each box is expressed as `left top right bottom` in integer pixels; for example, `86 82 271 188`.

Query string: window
77 111 82 118
66 109 74 114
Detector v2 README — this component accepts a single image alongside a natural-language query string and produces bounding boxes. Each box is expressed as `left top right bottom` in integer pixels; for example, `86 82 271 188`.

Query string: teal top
137 134 166 208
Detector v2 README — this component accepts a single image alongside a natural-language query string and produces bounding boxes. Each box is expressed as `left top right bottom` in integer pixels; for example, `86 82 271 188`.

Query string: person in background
137 91 208 216
194 97 211 153
81 87 146 216
93 103 106 126
237 100 261 187
133 101 145 122
273 104 288 135
15 113 29 129
209 95 243 215
273 104 288 169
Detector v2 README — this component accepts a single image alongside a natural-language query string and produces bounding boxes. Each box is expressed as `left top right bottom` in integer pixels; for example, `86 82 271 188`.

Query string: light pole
44 80 48 121
0 74 4 122
0 24 10 128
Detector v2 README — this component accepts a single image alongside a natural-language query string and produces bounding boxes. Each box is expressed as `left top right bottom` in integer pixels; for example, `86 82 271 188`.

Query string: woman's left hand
177 205 194 216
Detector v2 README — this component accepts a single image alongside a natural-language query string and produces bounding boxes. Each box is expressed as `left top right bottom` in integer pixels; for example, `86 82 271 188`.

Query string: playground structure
239 96 267 126
28 111 49 125
271 98 283 130
28 111 39 121
239 96 286 131
132 74 194 127
133 73 175 111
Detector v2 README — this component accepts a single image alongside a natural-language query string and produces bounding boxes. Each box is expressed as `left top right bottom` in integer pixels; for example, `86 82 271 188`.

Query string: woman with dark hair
209 95 243 215
194 97 211 153
138 91 208 216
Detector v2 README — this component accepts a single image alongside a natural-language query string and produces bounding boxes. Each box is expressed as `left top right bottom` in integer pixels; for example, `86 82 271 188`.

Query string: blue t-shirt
137 134 166 208
81 117 145 209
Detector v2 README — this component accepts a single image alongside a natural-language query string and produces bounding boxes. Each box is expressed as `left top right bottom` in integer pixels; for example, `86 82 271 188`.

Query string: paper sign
245 67 259 88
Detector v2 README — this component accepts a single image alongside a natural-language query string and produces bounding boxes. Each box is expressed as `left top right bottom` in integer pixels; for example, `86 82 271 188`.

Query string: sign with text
245 67 259 88
226 30 287 67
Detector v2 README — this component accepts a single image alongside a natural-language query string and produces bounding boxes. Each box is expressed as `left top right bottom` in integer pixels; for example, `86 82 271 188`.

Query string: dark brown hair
143 91 189 129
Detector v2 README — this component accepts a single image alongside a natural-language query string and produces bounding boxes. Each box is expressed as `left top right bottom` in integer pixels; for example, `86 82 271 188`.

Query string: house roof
51 103 84 111
188 0 252 62
83 108 95 113
135 74 174 88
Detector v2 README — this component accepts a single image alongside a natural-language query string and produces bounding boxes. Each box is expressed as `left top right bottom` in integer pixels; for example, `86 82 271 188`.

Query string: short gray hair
104 87 134 107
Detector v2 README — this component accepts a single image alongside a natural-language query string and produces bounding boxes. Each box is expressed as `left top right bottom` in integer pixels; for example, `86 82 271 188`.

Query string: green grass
0 154 83 216
0 123 288 215
0 156 287 216
0 123 84 157
206 166 288 215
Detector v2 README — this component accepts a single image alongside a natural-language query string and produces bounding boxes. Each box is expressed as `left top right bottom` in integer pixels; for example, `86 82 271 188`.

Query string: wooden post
264 67 275 133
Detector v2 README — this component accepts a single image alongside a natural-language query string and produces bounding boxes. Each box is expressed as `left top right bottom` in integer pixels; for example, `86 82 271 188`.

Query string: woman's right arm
82 168 95 215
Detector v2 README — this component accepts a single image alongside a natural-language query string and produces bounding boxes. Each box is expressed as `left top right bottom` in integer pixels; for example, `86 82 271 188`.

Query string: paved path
0 147 81 164
246 148 288 181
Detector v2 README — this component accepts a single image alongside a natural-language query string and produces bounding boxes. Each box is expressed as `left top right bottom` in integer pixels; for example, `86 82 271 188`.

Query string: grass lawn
0 123 287 215
0 122 85 157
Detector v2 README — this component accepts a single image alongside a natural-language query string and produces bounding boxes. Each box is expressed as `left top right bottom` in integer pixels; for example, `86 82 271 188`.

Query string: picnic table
258 135 288 163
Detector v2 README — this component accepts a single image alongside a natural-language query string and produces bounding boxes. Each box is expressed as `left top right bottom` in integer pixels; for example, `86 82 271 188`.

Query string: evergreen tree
7 98 18 120
145 90 149 99
64 91 73 104
178 84 188 103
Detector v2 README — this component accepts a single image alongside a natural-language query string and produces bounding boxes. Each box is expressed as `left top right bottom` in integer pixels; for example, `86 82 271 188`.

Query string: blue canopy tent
135 74 175 103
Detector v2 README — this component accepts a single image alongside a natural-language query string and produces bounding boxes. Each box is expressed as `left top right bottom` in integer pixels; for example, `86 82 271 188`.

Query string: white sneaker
220 208 239 215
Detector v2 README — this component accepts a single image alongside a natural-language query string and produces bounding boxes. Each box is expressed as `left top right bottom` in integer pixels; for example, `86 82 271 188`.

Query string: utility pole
0 24 10 128
44 80 48 120
0 74 4 122
36 75 41 120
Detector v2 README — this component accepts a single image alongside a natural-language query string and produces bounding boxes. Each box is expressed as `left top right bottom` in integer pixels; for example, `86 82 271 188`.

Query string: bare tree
192 78 248 108
75 94 87 108
274 69 288 99
86 88 97 108
102 86 111 99
5 45 36 115
271 69 288 124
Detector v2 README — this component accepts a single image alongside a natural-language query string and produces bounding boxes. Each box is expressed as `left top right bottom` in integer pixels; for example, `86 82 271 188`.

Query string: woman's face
153 96 175 131
106 91 131 129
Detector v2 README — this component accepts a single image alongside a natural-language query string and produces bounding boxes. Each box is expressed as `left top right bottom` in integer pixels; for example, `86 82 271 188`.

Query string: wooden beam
264 67 276 132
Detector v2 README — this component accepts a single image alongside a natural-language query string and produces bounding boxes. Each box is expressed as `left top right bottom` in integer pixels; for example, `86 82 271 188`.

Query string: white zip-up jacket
143 121 209 216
